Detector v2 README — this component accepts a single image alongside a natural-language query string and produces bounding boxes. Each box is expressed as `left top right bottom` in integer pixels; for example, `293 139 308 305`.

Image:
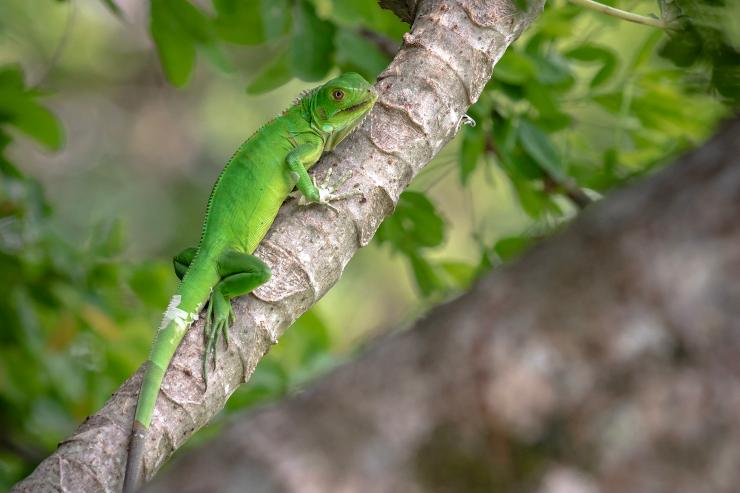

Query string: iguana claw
296 167 362 211
455 114 476 133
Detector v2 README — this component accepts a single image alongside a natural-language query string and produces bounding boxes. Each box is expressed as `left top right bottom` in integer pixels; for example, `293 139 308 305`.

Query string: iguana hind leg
173 246 198 280
203 249 271 382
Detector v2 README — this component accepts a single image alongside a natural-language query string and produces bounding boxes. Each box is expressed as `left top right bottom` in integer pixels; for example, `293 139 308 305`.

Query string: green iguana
123 72 377 492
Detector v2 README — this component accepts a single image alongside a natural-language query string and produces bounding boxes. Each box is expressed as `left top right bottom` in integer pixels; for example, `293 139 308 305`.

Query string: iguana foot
296 168 362 211
202 249 271 387
202 290 235 386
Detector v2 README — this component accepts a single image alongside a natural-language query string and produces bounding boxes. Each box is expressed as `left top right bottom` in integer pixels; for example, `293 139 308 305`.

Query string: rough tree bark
144 119 740 493
13 0 545 491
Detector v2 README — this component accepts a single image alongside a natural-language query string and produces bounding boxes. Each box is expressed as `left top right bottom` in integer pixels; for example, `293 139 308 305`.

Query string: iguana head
307 72 378 150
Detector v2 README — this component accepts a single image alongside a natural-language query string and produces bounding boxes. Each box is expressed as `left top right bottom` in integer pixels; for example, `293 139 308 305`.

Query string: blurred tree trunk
145 119 740 493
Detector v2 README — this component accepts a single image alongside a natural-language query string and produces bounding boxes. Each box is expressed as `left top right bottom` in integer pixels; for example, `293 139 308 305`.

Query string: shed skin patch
159 295 193 331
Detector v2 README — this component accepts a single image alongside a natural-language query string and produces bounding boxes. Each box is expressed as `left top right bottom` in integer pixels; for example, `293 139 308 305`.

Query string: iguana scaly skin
123 73 377 492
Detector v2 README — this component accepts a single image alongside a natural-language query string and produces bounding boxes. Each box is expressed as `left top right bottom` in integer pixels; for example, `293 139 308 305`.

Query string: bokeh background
0 0 736 488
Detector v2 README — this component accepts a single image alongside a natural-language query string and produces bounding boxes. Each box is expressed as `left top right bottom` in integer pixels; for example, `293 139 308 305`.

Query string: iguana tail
123 259 218 492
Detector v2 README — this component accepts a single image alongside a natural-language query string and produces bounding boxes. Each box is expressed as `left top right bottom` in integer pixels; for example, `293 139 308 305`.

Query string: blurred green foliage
0 64 149 484
143 0 405 89
1 0 737 488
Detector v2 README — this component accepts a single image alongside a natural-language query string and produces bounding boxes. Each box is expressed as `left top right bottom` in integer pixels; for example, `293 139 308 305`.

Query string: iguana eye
332 89 345 101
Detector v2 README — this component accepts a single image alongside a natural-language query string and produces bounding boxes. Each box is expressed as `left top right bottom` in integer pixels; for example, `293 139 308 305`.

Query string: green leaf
165 0 213 43
376 191 445 253
329 0 407 39
290 0 335 81
537 5 583 37
530 53 574 88
150 0 229 85
439 260 476 289
459 123 485 185
630 30 663 70
0 66 64 150
592 92 622 112
565 44 618 88
408 252 444 297
494 236 533 261
508 149 546 181
524 81 572 130
509 172 562 219
0 65 25 91
334 28 389 81
200 42 233 74
246 49 293 94
290 310 331 363
711 48 740 105
518 118 565 181
590 59 617 87
658 24 702 67
261 0 292 40
213 0 265 45
493 50 535 85
150 0 197 86
7 100 64 150
0 130 23 177
491 115 517 155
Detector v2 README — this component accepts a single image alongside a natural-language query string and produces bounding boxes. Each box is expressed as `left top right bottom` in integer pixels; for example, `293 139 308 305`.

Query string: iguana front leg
286 141 324 202
203 249 271 383
286 140 359 209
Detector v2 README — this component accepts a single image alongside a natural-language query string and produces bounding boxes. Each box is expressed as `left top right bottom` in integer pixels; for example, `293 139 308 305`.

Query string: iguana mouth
340 95 376 114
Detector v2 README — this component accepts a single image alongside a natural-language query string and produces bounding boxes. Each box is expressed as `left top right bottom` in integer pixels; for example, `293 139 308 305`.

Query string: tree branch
146 119 740 493
12 0 545 491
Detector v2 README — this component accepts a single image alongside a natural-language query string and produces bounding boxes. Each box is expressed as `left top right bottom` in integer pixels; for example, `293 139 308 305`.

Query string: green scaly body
123 73 377 492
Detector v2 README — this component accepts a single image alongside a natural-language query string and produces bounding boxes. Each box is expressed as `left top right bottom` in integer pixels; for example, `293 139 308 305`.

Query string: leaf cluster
658 0 740 104
0 64 174 488
374 1 729 298
142 0 405 92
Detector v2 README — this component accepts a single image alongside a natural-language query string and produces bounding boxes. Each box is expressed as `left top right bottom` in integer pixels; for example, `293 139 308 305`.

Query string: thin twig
357 27 400 58
569 0 669 28
32 0 77 88
487 130 593 210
